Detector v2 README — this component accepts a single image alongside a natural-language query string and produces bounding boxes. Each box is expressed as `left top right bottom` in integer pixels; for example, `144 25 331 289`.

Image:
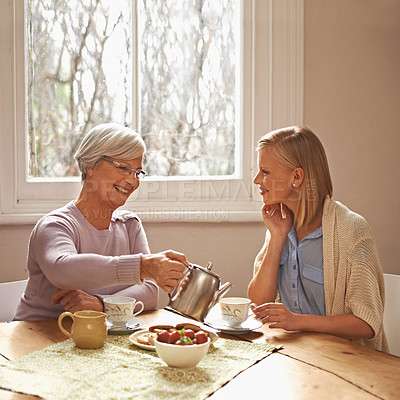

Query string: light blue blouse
277 225 326 316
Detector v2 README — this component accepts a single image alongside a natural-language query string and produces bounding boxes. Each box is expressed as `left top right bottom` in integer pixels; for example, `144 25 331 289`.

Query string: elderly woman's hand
140 250 189 293
52 289 104 313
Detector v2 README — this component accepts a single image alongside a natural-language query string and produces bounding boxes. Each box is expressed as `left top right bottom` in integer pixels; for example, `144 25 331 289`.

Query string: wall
1 1 399 307
303 0 400 275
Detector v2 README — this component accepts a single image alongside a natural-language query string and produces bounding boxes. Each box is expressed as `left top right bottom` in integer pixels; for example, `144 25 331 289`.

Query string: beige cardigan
254 197 388 352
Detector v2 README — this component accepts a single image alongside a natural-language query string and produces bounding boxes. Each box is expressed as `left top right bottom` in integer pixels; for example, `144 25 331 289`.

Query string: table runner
0 335 281 399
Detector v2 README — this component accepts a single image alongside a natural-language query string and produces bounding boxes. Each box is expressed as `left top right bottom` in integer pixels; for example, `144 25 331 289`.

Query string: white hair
74 123 146 181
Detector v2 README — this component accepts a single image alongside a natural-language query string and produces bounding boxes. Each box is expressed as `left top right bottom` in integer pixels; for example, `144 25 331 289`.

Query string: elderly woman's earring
292 183 296 188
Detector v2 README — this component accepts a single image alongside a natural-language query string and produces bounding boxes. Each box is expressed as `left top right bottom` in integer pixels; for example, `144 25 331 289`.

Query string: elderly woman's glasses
100 157 147 180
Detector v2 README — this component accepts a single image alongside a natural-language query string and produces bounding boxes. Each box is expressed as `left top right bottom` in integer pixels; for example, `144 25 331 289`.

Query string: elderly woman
14 123 188 321
248 126 388 352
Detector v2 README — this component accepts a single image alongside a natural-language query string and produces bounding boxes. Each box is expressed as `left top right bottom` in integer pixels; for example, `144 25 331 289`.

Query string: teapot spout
215 282 232 305
203 282 232 321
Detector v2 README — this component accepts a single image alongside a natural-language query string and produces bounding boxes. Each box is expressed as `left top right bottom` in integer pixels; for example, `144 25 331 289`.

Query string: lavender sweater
14 201 158 321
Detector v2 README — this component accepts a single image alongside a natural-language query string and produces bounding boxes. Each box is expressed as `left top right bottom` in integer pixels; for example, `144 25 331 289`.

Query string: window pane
138 0 239 177
27 0 132 178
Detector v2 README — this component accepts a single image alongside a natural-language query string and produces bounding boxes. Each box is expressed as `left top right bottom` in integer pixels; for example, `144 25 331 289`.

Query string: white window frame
0 0 303 225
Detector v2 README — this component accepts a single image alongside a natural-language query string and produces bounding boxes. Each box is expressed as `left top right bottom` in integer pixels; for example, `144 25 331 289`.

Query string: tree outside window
27 0 239 179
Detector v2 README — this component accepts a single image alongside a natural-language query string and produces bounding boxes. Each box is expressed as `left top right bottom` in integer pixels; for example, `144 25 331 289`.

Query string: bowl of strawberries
154 326 211 368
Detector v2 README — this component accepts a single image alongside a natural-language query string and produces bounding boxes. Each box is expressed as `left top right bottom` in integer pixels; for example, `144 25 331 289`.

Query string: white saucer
107 317 148 335
204 316 262 334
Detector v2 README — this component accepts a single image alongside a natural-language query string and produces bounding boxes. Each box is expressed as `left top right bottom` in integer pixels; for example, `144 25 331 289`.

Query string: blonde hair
257 126 333 229
74 123 146 181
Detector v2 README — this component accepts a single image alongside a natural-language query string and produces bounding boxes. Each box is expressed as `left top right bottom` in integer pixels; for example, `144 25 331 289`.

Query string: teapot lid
190 263 220 279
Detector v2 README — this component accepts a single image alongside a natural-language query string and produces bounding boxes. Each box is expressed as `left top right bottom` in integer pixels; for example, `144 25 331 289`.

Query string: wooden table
1 309 399 399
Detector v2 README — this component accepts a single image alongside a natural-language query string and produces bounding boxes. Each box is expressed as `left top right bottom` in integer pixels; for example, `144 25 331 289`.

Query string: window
27 0 239 179
0 0 304 224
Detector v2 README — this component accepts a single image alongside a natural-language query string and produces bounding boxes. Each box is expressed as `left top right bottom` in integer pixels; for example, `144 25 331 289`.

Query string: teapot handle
168 264 193 301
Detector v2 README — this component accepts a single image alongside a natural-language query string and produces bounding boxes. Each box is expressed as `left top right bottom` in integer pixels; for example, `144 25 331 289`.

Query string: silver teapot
167 262 232 322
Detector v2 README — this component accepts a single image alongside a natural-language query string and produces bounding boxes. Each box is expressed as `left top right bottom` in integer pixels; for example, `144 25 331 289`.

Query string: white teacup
103 296 144 327
219 297 252 327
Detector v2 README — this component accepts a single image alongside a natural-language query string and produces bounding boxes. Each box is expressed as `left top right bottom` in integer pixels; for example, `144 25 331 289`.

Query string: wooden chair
383 273 400 357
0 279 28 322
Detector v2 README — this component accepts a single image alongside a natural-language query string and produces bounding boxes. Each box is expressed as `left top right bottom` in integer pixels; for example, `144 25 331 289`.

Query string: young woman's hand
261 203 293 238
252 302 300 331
252 302 375 340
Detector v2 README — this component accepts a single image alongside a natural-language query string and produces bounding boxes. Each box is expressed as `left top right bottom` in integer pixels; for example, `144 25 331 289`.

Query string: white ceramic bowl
155 337 211 368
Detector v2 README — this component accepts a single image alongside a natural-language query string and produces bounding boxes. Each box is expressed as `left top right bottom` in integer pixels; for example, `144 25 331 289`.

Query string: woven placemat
0 335 281 399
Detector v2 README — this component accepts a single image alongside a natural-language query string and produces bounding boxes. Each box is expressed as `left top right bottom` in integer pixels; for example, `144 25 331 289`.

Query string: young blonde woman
248 126 388 352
